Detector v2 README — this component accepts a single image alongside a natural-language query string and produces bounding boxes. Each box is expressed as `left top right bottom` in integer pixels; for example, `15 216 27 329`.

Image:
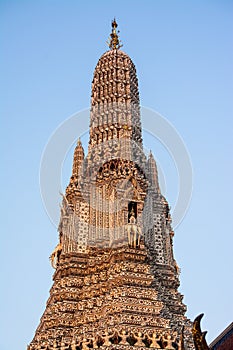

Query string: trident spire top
107 18 123 50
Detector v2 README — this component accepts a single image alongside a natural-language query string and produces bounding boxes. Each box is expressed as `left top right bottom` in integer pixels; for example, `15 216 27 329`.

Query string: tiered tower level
29 20 195 350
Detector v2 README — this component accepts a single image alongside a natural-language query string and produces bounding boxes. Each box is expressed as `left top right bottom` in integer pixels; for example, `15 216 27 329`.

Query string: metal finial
107 18 123 50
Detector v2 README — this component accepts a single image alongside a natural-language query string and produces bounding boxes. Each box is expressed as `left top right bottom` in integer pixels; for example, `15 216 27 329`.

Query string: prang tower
29 20 195 350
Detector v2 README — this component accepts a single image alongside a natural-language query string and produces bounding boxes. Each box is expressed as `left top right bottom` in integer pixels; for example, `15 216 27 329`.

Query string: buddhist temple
28 19 199 350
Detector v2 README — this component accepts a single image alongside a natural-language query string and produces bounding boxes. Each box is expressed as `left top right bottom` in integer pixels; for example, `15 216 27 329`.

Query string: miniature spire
72 138 84 177
107 18 122 50
148 151 160 193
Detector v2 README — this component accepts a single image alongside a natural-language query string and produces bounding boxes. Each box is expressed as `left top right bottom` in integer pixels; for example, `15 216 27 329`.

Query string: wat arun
28 20 208 350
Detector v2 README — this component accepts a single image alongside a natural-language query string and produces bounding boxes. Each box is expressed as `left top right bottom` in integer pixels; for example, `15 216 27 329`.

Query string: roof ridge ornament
107 18 123 50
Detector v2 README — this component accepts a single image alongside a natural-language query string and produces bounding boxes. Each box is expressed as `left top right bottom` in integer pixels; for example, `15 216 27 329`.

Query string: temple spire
29 20 195 350
148 151 160 193
72 138 84 177
107 18 122 50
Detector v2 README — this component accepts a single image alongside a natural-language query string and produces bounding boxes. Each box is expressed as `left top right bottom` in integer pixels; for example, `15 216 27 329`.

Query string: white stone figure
126 209 142 248
133 331 145 347
147 332 161 348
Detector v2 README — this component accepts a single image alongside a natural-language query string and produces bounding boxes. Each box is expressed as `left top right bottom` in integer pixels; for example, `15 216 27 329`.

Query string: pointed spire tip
107 18 123 50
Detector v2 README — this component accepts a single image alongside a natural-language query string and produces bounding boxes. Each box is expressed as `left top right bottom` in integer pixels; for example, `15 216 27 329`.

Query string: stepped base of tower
29 244 194 350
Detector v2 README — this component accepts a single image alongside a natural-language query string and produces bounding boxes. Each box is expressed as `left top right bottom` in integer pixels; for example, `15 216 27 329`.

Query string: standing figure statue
126 208 142 248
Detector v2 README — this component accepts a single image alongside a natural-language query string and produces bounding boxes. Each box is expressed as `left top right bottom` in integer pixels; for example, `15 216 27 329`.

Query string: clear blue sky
1 1 233 349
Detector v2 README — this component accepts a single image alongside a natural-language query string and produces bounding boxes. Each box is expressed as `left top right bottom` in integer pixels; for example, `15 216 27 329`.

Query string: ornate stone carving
28 20 195 350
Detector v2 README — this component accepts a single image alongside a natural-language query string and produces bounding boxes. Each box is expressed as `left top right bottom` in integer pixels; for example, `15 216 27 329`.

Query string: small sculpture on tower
102 330 114 346
116 328 129 345
162 333 176 350
147 332 161 348
126 207 142 248
133 331 145 347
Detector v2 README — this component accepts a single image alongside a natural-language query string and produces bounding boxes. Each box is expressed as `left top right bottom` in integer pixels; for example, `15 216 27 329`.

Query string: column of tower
88 48 144 172
85 31 148 247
